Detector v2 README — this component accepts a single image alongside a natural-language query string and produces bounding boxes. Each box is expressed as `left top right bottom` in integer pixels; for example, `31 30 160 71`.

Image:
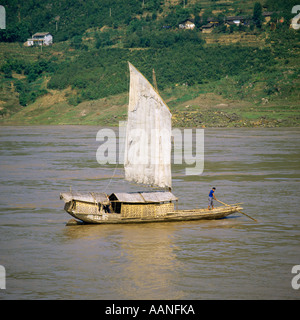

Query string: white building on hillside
26 32 53 46
179 19 195 30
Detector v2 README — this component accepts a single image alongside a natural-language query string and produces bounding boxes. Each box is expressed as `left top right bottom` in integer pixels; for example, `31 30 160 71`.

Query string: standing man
208 187 217 210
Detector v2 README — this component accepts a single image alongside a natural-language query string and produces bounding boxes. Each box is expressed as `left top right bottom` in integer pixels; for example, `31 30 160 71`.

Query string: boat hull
63 201 242 225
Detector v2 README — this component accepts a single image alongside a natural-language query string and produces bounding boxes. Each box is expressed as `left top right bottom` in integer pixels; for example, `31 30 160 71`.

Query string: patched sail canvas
124 62 172 188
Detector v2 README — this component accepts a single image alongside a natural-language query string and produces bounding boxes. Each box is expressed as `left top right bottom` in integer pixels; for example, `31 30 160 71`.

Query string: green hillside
0 0 299 127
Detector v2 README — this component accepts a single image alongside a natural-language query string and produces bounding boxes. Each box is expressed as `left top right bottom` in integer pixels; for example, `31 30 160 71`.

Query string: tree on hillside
253 2 263 28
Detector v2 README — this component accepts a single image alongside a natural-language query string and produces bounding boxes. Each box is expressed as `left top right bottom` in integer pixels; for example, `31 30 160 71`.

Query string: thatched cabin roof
60 191 178 205
109 191 177 203
60 192 109 204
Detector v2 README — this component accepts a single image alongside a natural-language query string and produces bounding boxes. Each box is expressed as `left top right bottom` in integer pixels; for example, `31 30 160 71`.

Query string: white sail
124 62 172 188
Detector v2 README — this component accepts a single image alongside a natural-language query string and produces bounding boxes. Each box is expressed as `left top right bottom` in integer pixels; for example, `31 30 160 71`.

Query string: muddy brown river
0 126 299 299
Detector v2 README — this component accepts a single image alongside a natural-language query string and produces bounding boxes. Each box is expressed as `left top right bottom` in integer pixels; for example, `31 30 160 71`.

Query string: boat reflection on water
62 222 186 299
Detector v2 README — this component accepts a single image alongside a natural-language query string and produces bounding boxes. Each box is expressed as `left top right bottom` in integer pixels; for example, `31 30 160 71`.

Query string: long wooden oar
216 199 257 222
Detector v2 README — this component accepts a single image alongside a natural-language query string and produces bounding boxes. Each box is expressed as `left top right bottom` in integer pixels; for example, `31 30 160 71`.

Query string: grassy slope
2 75 299 128
0 2 299 127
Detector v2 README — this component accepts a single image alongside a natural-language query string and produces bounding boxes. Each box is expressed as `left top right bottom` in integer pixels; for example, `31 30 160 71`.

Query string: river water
0 126 299 300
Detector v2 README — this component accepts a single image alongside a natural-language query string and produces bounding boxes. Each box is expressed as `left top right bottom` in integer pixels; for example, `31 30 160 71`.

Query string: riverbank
0 86 299 128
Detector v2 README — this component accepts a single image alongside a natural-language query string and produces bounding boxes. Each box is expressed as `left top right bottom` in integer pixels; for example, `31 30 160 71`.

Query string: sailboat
60 62 242 224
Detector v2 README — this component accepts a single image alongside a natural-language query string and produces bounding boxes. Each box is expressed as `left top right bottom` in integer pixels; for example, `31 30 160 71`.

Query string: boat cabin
61 192 111 216
60 191 178 219
109 191 178 218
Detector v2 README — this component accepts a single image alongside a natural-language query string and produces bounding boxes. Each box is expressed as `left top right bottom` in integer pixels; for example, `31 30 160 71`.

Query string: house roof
225 21 236 25
262 11 274 16
202 23 214 29
32 32 51 37
110 191 178 203
226 16 247 21
179 19 195 24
